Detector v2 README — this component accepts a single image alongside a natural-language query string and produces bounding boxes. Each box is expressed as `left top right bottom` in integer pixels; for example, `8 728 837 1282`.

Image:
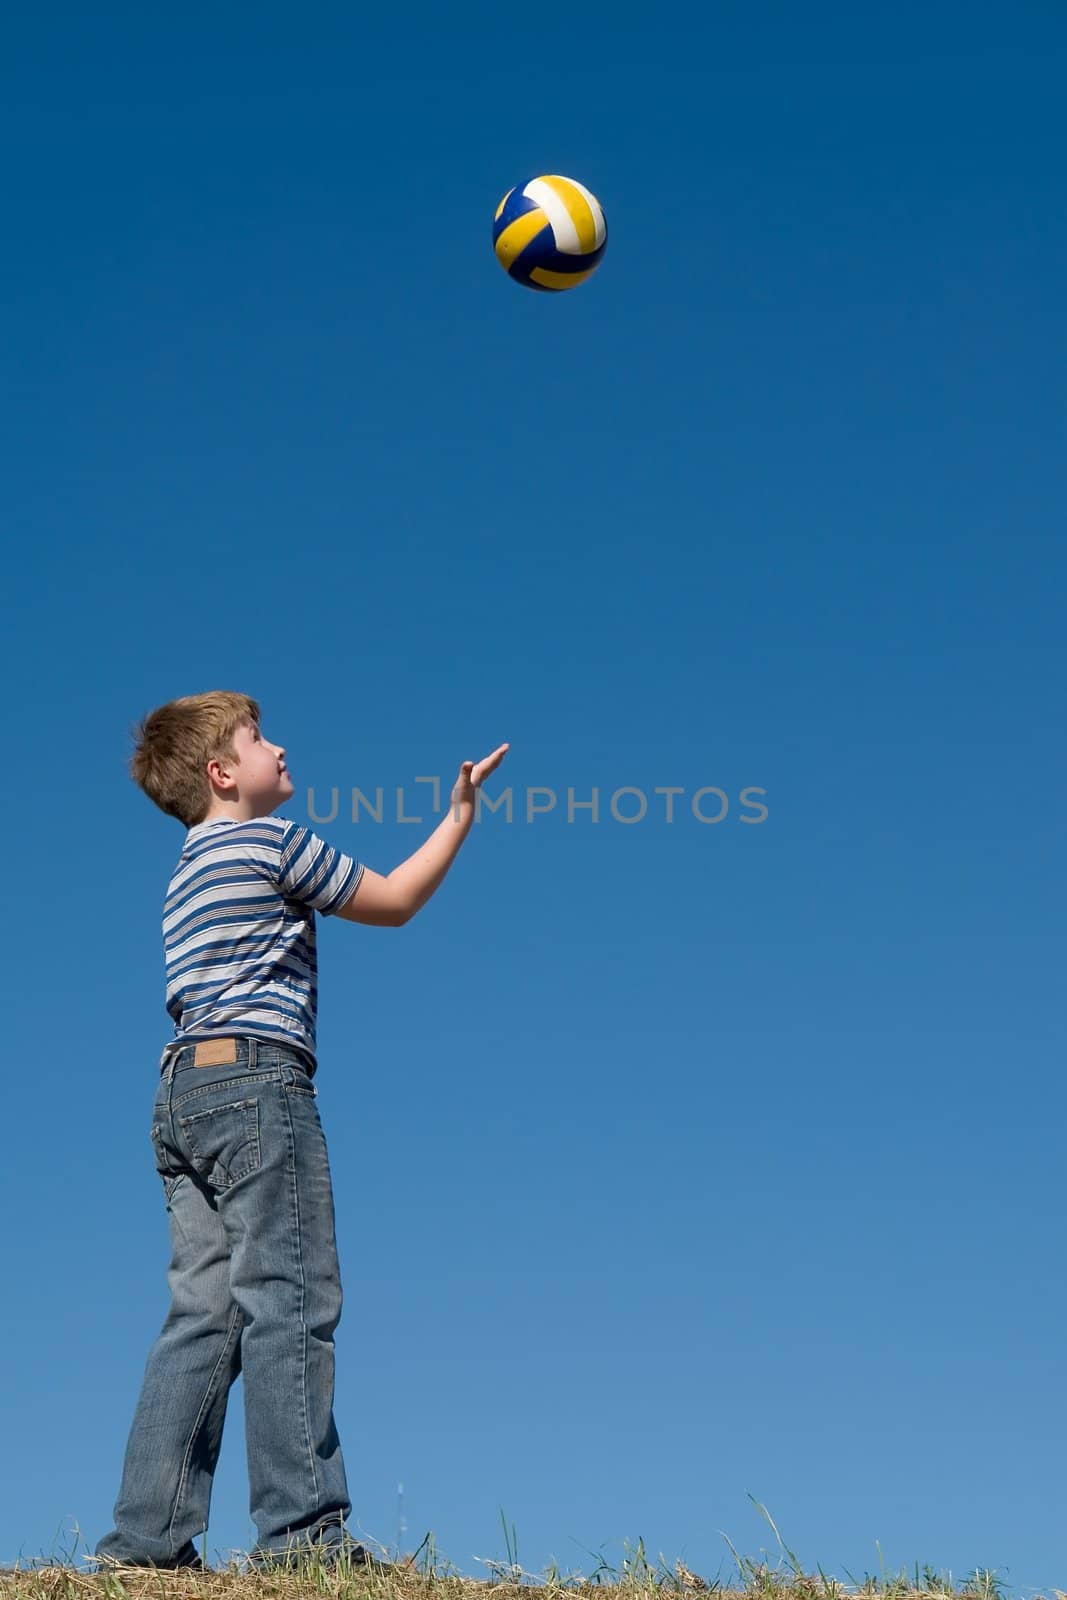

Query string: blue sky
2 2 1065 1592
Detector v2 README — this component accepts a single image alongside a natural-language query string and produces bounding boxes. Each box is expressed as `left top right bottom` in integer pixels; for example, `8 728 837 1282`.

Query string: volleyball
493 175 607 293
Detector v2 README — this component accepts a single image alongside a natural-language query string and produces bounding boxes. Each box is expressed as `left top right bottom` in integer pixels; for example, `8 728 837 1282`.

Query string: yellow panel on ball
529 264 599 291
494 209 551 271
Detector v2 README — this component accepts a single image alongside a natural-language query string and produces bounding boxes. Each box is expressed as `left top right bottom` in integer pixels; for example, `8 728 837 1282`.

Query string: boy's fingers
460 745 508 788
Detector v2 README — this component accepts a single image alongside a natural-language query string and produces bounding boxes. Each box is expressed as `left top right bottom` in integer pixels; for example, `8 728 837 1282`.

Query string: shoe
323 1540 394 1574
85 1554 209 1575
248 1536 392 1574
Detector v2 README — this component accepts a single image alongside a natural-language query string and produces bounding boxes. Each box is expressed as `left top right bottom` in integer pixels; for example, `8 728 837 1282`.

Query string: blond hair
129 690 261 827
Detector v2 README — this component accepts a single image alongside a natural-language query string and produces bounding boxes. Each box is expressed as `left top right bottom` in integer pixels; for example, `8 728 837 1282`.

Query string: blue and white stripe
162 815 363 1073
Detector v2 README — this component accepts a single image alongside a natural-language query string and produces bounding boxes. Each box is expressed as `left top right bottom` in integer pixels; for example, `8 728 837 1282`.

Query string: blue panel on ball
494 185 540 242
534 239 607 273
503 181 539 218
508 232 605 284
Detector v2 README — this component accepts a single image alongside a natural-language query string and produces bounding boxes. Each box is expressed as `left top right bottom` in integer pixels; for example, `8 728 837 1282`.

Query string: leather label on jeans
193 1038 239 1067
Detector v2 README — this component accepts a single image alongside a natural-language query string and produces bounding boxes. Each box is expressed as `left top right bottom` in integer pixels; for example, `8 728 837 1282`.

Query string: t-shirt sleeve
277 821 364 915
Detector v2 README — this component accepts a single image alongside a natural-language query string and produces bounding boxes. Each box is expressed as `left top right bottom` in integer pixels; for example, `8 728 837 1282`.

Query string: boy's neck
196 803 280 826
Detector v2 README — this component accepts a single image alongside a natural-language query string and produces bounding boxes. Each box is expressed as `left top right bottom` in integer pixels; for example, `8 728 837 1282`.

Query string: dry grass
0 1505 1054 1600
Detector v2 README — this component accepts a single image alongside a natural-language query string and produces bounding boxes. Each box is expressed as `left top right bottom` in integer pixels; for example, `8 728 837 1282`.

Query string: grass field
0 1505 1045 1600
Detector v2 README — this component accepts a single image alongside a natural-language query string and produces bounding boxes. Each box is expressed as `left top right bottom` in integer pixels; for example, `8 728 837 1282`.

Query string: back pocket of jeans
177 1098 261 1189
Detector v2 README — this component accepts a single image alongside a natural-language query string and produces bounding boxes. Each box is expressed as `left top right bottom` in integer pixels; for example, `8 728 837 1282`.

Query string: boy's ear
206 755 235 788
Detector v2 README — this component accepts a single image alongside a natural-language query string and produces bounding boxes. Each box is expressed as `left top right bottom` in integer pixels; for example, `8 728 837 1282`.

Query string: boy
94 690 508 1573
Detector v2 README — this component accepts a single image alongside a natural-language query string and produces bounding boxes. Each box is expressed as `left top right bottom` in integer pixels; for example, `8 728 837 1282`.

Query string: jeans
95 1036 352 1568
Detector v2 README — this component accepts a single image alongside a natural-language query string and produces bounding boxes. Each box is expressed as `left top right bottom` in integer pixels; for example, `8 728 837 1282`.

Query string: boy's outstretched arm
333 743 510 927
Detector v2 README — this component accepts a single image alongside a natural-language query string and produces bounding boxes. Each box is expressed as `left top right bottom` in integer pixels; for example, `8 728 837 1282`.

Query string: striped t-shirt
162 815 364 1076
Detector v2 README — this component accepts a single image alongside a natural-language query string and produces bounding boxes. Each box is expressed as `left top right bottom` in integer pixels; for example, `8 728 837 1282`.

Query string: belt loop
247 1036 257 1071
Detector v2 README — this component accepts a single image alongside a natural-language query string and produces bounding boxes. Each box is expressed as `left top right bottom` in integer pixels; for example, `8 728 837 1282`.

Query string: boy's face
206 719 294 817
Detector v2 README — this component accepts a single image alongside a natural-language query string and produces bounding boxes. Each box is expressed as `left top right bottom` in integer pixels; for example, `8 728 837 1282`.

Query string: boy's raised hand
451 743 510 811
